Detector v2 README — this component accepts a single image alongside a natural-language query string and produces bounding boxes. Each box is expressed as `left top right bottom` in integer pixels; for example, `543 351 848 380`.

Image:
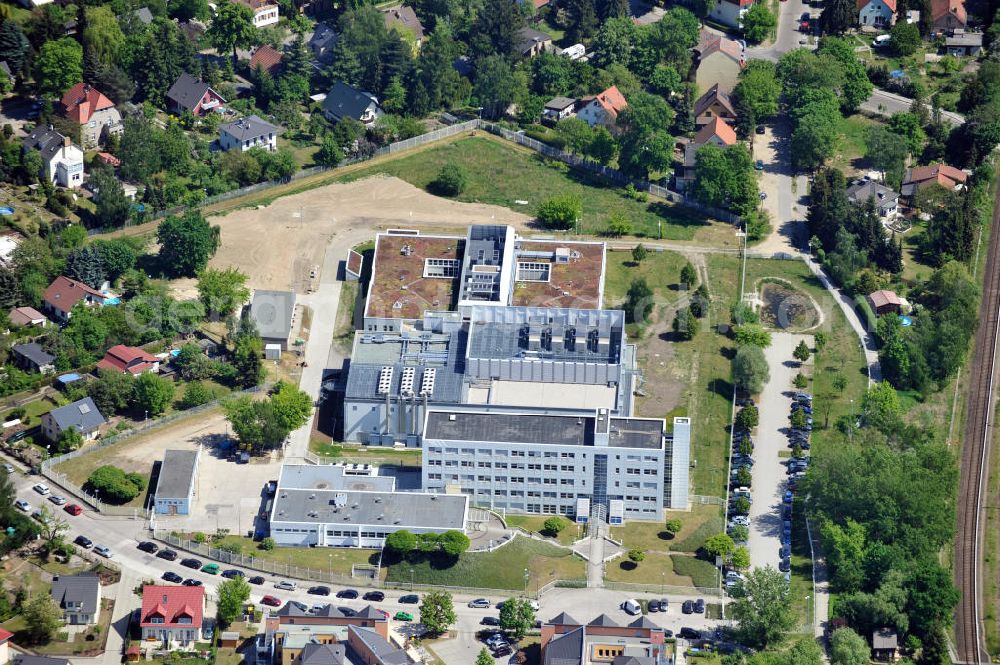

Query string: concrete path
587 523 607 588
748 333 812 572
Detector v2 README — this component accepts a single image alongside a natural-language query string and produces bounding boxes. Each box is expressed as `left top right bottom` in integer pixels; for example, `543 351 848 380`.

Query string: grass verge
504 515 583 546
669 555 720 589
611 503 723 554
384 538 585 591
174 534 380 577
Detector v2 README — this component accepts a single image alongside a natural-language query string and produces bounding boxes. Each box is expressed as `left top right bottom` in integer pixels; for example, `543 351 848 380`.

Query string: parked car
222 569 244 579
32 483 49 495
694 599 705 614
162 571 183 583
481 616 500 626
74 535 92 548
138 541 159 554
679 628 701 640
783 491 793 504
621 599 641 615
182 579 203 587
754 159 764 171
363 591 385 602
335 589 357 599
309 604 329 614
399 594 419 604
180 558 202 569
157 549 178 561
275 581 297 591
64 503 83 516
289 601 308 612
493 646 512 658
94 545 112 558
201 563 219 574
468 598 491 608
756 125 766 135
779 558 791 572
261 595 281 607
311 586 332 596
682 600 693 614
394 611 414 621
48 495 67 506
249 576 265 585
14 499 31 512
779 545 790 558
729 516 750 527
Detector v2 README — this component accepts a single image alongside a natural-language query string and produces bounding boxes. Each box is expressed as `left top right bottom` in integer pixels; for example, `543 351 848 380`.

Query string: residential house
41 397 106 443
22 128 84 189
7 306 47 327
165 72 226 116
153 449 200 515
235 0 279 28
249 290 295 351
309 23 338 63
846 177 900 218
346 625 411 665
576 86 628 129
900 162 968 197
273 602 389 638
50 574 101 625
709 0 753 28
139 586 205 650
59 83 123 150
249 45 283 76
321 81 383 126
219 115 280 152
516 27 552 58
945 30 982 55
96 345 160 375
679 117 738 190
694 30 745 93
43 276 113 323
694 83 737 127
867 290 904 317
542 97 577 123
858 0 896 28
872 629 900 662
383 7 424 42
0 628 11 665
930 0 966 33
10 343 55 374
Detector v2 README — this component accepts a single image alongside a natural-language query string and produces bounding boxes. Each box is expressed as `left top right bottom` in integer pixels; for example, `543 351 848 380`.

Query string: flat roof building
250 290 295 351
268 464 468 548
154 449 200 515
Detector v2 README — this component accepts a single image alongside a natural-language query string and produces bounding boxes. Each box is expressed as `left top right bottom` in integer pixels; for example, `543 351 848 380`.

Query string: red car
261 595 281 607
64 504 83 516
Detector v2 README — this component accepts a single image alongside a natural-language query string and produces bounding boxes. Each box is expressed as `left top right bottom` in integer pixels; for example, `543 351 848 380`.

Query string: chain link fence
603 580 724 598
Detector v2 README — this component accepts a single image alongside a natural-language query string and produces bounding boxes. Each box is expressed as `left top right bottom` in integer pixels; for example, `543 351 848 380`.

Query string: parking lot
747 333 812 572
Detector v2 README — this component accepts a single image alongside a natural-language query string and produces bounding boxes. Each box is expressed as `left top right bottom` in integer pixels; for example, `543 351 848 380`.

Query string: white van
620 599 641 615
872 34 891 47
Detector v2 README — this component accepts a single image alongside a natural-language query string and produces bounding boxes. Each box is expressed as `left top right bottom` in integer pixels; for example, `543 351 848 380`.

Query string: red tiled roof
236 0 277 9
696 30 746 60
0 627 12 642
931 0 966 23
97 344 159 375
44 276 104 313
250 45 283 74
868 290 902 309
60 83 115 125
694 116 737 146
592 85 628 120
140 586 204 629
904 163 968 188
858 0 897 12
97 152 121 167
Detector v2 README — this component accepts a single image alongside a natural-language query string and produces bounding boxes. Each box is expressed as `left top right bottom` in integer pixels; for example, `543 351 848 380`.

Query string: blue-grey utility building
153 449 200 515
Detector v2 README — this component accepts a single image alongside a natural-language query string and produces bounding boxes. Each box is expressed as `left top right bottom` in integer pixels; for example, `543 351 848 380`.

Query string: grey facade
421 409 676 521
154 449 200 515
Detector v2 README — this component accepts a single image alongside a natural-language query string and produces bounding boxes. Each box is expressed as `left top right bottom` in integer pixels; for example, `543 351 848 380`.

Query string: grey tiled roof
166 72 223 112
548 612 579 625
220 115 279 142
48 398 106 434
322 81 380 122
543 626 584 665
299 643 347 665
587 614 620 627
50 573 99 615
12 342 54 367
348 625 410 665
23 128 74 161
155 449 199 500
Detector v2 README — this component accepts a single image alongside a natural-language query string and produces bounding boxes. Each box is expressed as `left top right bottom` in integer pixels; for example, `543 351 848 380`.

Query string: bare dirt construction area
196 176 532 293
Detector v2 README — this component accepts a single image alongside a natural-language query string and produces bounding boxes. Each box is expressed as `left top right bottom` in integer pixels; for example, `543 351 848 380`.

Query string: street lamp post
410 568 414 591
523 568 529 595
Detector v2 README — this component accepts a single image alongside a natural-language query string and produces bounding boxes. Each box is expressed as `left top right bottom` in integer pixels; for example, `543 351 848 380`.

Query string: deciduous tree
217 577 250 626
420 591 457 635
733 345 770 393
157 211 220 277
208 1 259 64
731 566 795 648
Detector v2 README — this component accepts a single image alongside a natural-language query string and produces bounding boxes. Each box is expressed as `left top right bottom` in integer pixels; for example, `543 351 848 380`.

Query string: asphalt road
863 88 966 126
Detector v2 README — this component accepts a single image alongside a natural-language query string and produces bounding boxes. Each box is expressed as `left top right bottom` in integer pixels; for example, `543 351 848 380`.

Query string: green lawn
669 554 720 589
307 440 422 467
611 503 723 554
830 114 878 176
504 515 583 546
384 538 585 591
605 249 740 497
337 135 716 240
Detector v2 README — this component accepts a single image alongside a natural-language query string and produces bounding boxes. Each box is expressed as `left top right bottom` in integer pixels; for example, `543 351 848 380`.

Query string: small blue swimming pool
0 207 15 216
900 316 913 326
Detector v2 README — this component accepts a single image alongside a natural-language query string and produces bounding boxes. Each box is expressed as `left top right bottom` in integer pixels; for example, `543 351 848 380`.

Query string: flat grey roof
271 488 467 530
155 449 199 500
425 411 596 447
277 464 396 493
609 418 663 449
250 290 294 342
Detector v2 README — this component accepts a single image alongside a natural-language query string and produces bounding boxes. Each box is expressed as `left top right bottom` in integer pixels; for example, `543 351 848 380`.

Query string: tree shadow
619 561 638 571
657 531 675 541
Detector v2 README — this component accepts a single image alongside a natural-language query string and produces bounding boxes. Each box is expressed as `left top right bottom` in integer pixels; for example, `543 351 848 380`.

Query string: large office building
422 410 690 520
267 464 468 548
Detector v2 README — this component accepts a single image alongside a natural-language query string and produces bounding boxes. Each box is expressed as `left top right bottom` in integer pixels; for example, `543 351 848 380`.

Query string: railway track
954 169 1000 664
